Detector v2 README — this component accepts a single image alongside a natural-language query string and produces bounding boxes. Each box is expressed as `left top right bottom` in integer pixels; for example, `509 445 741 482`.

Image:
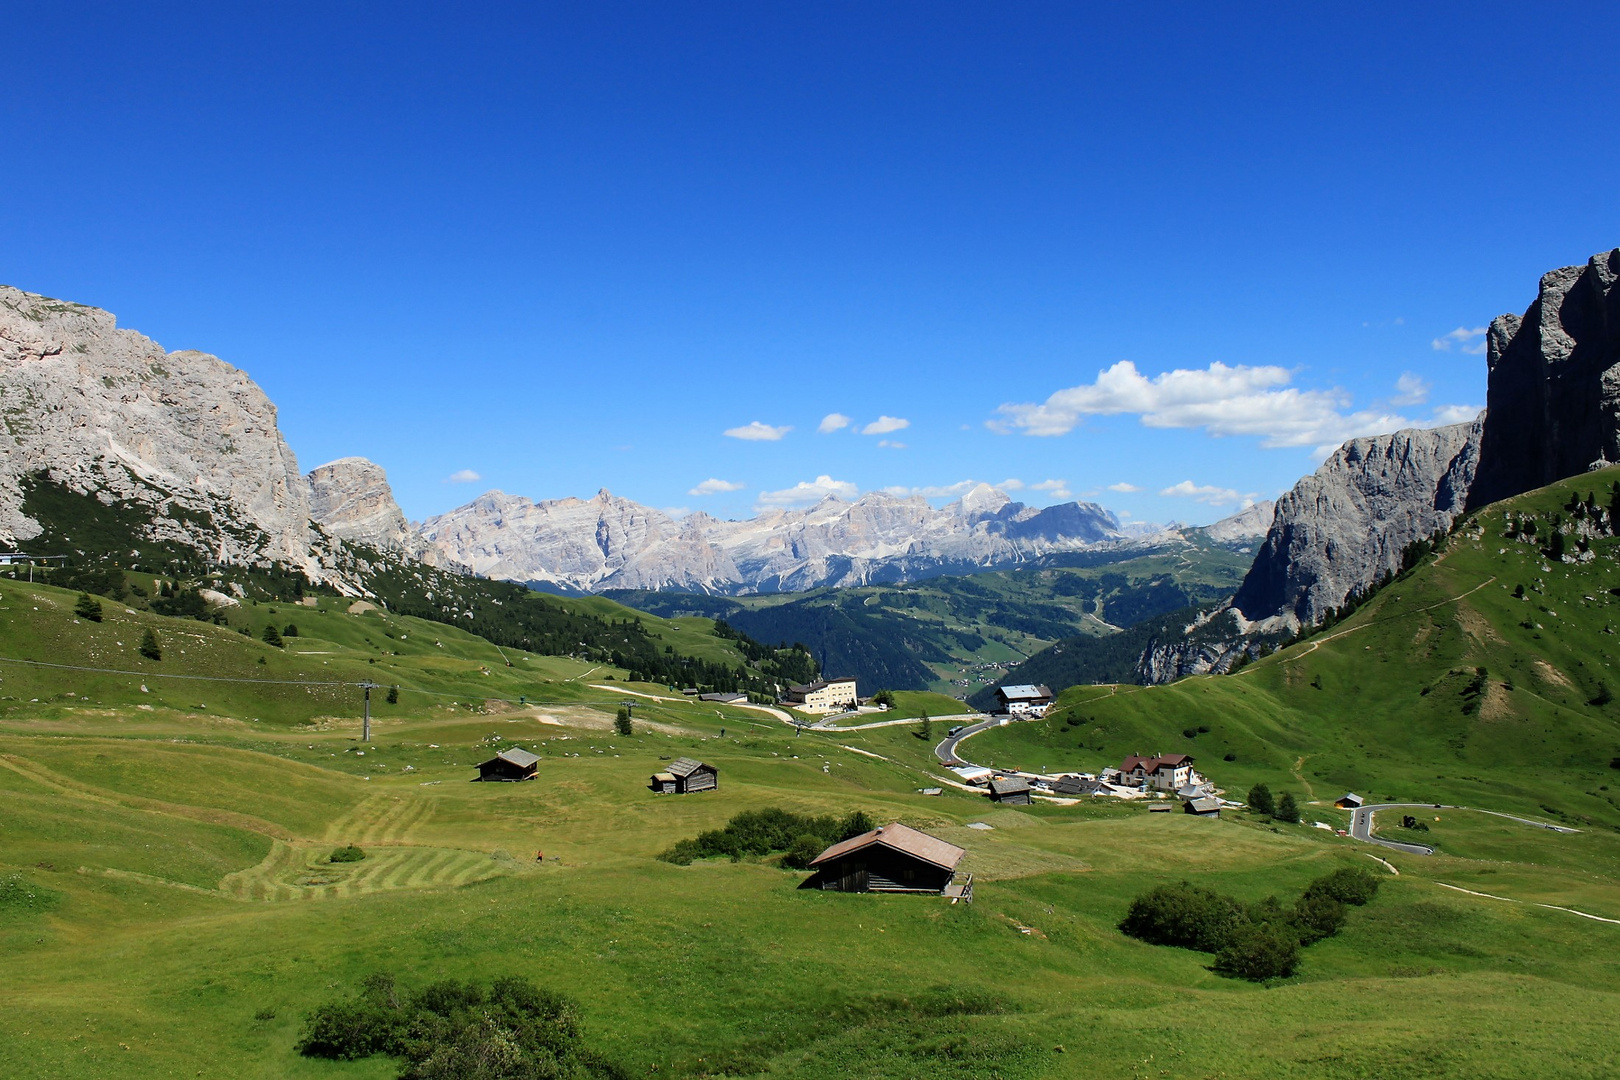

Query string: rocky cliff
1469 248 1620 509
1231 418 1483 629
419 483 1129 594
306 456 425 557
0 286 318 573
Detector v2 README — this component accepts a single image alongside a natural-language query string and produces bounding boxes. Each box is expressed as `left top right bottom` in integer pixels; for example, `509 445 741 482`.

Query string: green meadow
2 473 1620 1078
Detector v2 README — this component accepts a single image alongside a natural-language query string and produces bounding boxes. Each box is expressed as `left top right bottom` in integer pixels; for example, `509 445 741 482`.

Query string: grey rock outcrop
1230 417 1483 630
1469 248 1620 508
419 483 1128 594
0 286 318 572
1197 500 1275 545
306 456 424 557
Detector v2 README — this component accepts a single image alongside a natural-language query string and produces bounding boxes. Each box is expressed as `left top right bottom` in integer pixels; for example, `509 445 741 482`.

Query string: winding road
934 715 1003 768
1348 802 1579 857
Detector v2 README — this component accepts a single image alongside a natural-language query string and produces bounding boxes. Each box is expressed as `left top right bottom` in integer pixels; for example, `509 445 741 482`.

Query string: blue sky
5 3 1618 526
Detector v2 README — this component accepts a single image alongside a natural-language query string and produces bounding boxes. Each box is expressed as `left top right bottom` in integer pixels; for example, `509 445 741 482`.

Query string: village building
1334 792 1365 809
987 777 1033 804
477 747 539 782
783 677 858 711
649 757 718 794
807 822 969 900
1120 753 1204 792
699 691 747 704
1184 796 1222 817
994 683 1054 716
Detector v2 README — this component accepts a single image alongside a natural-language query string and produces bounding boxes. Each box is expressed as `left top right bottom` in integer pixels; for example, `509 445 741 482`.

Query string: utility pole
360 681 378 743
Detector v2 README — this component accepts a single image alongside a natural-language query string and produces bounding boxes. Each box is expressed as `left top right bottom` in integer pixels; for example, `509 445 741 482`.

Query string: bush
1246 783 1275 816
386 685 399 704
262 623 284 647
1302 867 1381 906
330 845 366 863
138 629 161 661
1290 892 1348 944
659 807 851 866
283 623 299 637
73 592 103 622
1119 882 1245 952
298 973 622 1078
781 833 828 870
1213 922 1300 981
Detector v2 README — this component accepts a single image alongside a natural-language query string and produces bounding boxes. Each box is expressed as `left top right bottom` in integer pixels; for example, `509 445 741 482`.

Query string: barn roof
494 747 539 768
667 757 713 777
989 777 1031 795
809 822 965 872
1187 796 1222 814
651 772 676 783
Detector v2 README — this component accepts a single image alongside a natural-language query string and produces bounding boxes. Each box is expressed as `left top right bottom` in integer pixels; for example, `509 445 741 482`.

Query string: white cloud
877 439 907 449
861 415 910 436
444 469 482 483
992 359 1467 451
724 421 792 441
661 506 690 519
1431 326 1488 354
1428 403 1481 426
688 478 746 496
1391 372 1431 407
818 412 853 433
1028 479 1073 500
1106 482 1143 493
998 478 1025 491
756 475 858 507
882 479 982 499
1159 480 1253 506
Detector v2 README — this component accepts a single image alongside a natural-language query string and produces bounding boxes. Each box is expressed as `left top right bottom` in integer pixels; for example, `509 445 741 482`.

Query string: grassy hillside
607 541 1250 697
3 629 1620 1077
966 469 1620 827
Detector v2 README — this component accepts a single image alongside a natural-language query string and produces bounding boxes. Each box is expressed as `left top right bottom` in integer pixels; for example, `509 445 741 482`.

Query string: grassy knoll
967 470 1620 829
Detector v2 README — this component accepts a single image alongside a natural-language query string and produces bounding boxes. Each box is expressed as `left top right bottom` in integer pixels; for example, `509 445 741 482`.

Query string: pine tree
614 705 632 736
386 685 399 705
1274 792 1300 823
262 623 284 648
283 623 299 637
138 629 161 661
1246 783 1275 816
73 592 103 623
917 710 932 741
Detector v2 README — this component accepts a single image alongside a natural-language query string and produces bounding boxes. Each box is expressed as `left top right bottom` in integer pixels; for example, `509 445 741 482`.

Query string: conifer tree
1274 792 1300 823
138 629 161 661
262 623 284 648
1246 783 1275 816
73 592 103 622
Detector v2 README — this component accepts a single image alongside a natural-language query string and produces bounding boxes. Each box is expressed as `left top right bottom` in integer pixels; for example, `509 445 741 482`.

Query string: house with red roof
1119 752 1203 793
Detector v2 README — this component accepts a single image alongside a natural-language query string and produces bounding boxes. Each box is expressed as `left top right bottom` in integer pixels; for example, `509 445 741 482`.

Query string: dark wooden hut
807 822 966 897
987 777 1033 805
477 747 539 782
1184 796 1221 817
650 757 717 794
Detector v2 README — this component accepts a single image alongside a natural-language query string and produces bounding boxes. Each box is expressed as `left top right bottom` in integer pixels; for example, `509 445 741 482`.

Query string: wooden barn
650 757 718 794
477 747 539 782
987 777 1032 805
808 822 967 898
1184 796 1221 817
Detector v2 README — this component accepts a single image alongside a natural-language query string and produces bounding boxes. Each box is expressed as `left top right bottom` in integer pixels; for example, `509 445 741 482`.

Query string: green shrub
1213 922 1300 981
262 623 283 647
297 973 623 1078
1119 881 1245 952
283 623 299 637
781 833 828 870
73 592 103 622
1303 867 1381 906
329 845 366 863
658 807 863 866
1291 892 1348 944
138 629 161 661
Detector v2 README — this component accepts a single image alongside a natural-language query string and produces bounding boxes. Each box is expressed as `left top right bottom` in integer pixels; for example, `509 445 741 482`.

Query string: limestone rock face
306 457 423 556
419 486 1126 594
1469 248 1620 508
0 286 316 570
1231 418 1483 629
1198 500 1275 545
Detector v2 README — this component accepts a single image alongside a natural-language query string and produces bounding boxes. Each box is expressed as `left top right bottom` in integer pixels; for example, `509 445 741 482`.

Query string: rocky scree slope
418 483 1134 594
